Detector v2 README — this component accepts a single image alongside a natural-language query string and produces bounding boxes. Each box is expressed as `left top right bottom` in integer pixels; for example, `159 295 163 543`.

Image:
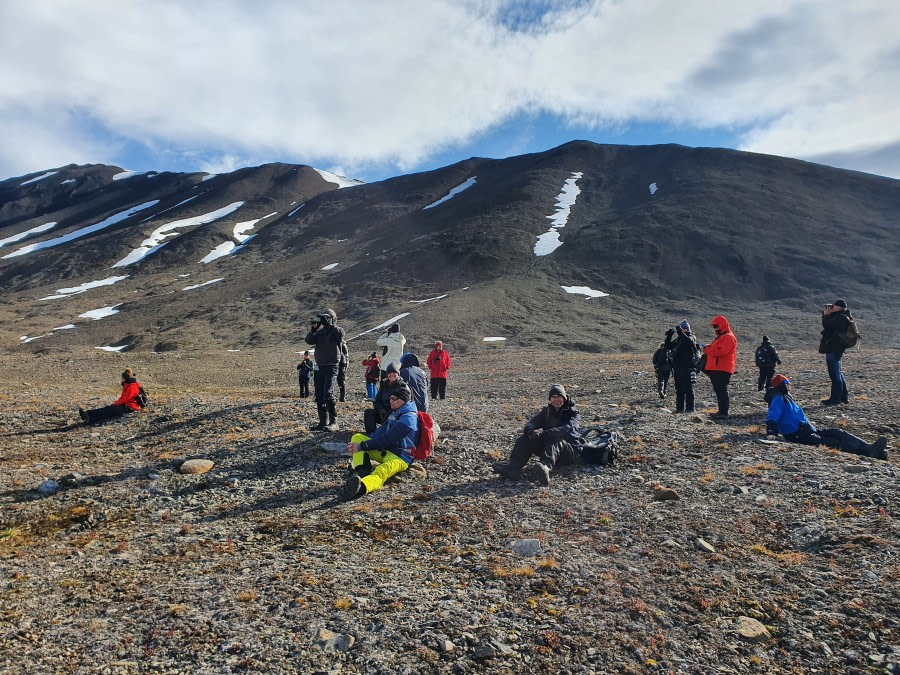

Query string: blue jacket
360 400 419 461
766 393 813 436
399 353 429 413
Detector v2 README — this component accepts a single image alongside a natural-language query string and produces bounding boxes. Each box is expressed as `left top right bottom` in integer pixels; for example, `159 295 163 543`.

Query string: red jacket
362 357 381 383
114 380 142 411
426 348 451 379
704 315 737 374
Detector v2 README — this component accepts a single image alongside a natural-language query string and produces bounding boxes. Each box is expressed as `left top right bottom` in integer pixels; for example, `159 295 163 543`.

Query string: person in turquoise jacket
765 374 888 459
342 386 419 500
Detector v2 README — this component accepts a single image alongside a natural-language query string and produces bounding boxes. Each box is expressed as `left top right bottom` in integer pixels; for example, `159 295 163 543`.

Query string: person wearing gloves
765 375 888 460
663 320 701 413
342 386 420 501
79 369 143 424
361 352 381 400
426 341 452 399
304 308 345 432
376 322 406 373
819 299 852 406
491 384 582 486
703 315 738 419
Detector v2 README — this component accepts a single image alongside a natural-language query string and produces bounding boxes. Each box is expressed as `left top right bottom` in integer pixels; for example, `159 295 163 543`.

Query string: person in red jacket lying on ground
79 369 142 424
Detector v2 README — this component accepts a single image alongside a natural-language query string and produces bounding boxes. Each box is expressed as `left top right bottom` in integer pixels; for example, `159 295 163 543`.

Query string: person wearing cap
703 315 738 419
652 342 672 399
304 308 345 432
79 369 143 424
819 299 852 406
364 363 410 433
399 352 429 412
296 351 314 398
342 385 420 500
376 322 406 373
664 320 701 413
361 351 381 400
426 340 452 400
764 375 888 460
754 336 782 392
491 384 583 486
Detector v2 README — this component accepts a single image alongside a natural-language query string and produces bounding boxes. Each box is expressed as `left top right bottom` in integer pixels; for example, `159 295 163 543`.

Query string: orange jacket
114 380 142 411
704 315 737 374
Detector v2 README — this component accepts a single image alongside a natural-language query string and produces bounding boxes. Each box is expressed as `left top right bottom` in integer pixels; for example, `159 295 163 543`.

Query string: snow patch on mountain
423 177 477 209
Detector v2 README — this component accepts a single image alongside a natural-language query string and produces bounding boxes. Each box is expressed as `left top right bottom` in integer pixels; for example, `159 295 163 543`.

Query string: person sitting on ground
664 320 700 413
765 374 888 460
365 363 410 433
399 352 429 412
492 384 583 486
79 369 143 424
652 341 672 399
342 386 420 501
362 351 381 401
754 335 781 392
426 340 452 400
376 322 406 373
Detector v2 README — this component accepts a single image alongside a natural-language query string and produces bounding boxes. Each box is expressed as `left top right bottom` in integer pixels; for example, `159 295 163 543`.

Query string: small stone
58 472 84 487
313 628 355 653
37 480 60 497
755 494 769 503
319 441 345 453
733 486 750 495
407 463 427 479
821 642 833 656
473 642 497 660
179 459 214 475
864 571 879 584
844 465 870 474
662 539 682 549
694 538 716 553
147 472 160 480
736 616 770 642
510 538 542 556
653 487 680 501
438 639 454 653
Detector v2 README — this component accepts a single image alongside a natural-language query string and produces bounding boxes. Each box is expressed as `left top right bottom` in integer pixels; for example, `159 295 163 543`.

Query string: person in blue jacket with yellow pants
342 384 419 500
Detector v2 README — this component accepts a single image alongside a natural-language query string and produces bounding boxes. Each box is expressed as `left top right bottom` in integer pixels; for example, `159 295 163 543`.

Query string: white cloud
0 1 897 179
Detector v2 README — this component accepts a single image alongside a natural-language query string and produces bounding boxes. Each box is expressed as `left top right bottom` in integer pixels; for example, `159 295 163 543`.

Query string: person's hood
400 353 420 368
711 315 732 334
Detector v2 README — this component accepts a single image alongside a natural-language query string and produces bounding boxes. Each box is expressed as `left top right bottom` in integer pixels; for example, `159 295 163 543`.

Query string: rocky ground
1 346 898 674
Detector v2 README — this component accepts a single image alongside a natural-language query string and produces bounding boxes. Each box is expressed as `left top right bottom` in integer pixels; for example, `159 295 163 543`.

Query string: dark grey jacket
305 325 346 366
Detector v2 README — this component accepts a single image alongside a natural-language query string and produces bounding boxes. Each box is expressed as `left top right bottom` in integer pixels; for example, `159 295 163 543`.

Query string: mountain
1 142 898 356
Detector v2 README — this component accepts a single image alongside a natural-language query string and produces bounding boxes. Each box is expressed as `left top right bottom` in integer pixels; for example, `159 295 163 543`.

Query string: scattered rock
844 464 870 474
510 538 542 556
313 628 355 653
733 486 750 495
652 487 680 501
58 472 84 487
694 538 716 553
319 441 345 453
36 479 60 497
736 616 771 642
179 459 214 474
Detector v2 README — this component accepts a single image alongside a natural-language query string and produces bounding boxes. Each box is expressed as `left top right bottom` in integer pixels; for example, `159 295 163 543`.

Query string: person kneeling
492 384 582 486
765 374 888 460
79 369 143 424
342 387 419 501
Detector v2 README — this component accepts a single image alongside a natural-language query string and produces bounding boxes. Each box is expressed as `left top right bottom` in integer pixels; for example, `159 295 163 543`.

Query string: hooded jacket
704 315 738 374
305 324 346 367
376 330 407 371
665 327 700 370
426 347 451 379
114 377 142 411
819 310 851 355
399 353 429 413
766 391 812 437
523 397 582 448
359 399 419 461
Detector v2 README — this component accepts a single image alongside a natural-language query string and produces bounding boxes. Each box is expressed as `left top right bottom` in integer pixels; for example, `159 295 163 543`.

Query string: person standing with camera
305 308 345 431
819 299 852 406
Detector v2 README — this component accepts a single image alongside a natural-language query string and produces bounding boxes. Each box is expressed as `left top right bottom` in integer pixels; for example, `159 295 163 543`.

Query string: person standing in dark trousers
703 315 738 419
765 375 887 459
664 320 700 413
491 384 582 486
652 342 672 398
296 351 313 398
819 299 852 406
754 335 781 391
337 340 349 402
426 341 452 399
304 308 345 432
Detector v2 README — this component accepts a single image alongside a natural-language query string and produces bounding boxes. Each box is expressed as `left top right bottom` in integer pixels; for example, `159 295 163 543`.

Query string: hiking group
74 298 889 499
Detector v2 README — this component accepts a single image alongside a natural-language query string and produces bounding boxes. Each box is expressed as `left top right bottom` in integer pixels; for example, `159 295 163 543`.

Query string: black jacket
665 330 699 370
304 324 346 366
523 398 582 448
819 311 850 355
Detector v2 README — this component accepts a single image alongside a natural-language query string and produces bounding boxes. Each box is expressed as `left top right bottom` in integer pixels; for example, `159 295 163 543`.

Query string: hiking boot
78 408 89 423
868 437 889 460
324 402 339 432
821 399 839 407
324 419 339 432
491 462 522 481
534 462 551 486
341 475 365 501
311 405 327 431
709 412 729 420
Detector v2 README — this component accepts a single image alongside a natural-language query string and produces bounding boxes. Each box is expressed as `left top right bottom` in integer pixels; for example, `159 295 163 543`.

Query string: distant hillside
1 142 898 355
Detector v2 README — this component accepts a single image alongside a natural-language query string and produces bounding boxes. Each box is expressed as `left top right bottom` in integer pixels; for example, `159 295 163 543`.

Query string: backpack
839 319 860 348
755 345 776 368
411 411 434 461
136 386 149 408
579 427 621 466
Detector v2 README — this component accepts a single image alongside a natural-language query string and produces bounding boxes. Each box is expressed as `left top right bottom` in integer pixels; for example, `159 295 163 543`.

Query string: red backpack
411 411 434 461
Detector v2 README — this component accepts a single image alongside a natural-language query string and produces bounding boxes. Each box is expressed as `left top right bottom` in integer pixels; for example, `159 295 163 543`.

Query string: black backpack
136 386 149 408
579 427 621 466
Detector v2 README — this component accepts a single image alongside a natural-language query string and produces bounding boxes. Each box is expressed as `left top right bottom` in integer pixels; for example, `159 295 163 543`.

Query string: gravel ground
1 347 898 673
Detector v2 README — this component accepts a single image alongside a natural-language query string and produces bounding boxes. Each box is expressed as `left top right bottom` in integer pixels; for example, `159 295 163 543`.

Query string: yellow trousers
350 433 410 494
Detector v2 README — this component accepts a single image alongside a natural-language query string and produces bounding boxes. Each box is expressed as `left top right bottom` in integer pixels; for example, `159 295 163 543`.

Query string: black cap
833 299 847 309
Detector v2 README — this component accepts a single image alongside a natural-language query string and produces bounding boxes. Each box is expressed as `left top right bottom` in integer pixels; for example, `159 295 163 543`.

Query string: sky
1 1 898 183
